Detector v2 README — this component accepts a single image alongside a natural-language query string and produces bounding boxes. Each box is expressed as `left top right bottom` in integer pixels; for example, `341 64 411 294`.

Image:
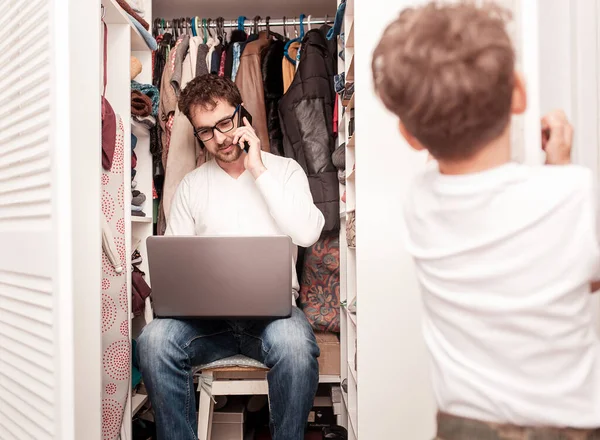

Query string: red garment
219 50 227 77
333 99 339 136
131 267 151 316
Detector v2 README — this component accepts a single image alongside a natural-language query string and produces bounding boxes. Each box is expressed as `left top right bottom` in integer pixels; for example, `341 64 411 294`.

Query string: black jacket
262 39 285 156
278 28 339 234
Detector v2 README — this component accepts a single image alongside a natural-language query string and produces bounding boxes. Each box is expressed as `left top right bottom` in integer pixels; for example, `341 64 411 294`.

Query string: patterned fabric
346 211 356 247
194 355 267 373
101 116 130 440
299 234 341 332
436 412 600 440
231 42 242 81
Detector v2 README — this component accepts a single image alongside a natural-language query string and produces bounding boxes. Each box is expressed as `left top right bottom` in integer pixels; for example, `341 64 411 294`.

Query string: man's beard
214 142 242 163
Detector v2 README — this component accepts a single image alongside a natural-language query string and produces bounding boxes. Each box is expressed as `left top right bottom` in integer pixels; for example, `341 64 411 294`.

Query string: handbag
102 21 117 171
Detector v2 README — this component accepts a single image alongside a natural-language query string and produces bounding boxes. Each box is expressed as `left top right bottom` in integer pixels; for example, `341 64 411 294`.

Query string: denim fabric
126 13 158 50
137 307 320 440
436 413 600 440
231 42 242 82
327 0 346 41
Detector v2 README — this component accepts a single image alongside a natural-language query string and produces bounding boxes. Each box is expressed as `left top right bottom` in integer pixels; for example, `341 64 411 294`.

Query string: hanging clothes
278 27 340 234
262 39 285 155
219 49 227 76
211 43 223 74
205 35 217 72
162 50 205 226
171 34 190 96
235 33 271 152
231 42 242 81
158 38 180 170
225 30 247 78
282 42 301 94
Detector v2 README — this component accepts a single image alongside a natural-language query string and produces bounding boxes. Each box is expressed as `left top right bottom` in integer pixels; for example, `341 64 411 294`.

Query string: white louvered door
0 1 102 439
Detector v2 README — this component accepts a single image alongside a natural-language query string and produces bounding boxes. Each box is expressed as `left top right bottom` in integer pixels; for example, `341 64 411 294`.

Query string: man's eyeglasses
193 105 240 142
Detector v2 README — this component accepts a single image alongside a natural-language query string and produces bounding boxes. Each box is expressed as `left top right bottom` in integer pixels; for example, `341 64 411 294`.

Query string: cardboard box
211 401 245 440
315 332 340 376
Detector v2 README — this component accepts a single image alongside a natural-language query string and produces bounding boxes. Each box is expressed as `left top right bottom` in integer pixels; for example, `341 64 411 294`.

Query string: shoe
132 191 146 206
132 249 142 265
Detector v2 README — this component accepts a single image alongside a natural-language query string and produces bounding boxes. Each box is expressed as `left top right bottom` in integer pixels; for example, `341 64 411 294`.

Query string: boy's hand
541 110 572 165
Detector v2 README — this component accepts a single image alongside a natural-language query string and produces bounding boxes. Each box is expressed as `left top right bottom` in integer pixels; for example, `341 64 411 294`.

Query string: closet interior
100 0 357 438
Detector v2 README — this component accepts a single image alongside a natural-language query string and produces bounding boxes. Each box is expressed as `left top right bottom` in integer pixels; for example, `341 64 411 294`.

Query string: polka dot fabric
102 398 123 440
103 340 130 381
111 118 125 175
105 383 117 395
119 283 128 312
102 191 115 223
120 320 129 337
101 114 129 439
102 293 117 333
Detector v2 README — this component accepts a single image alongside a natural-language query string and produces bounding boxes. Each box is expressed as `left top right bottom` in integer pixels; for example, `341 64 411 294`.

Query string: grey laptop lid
146 235 293 318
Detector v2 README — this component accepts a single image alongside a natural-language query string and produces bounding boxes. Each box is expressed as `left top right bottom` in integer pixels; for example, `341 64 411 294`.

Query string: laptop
146 235 293 319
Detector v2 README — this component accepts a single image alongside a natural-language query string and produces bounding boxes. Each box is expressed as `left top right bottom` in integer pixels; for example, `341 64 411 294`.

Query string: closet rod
158 17 334 29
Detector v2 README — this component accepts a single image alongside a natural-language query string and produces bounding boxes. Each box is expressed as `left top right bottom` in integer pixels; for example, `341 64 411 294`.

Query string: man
137 75 325 440
372 2 600 439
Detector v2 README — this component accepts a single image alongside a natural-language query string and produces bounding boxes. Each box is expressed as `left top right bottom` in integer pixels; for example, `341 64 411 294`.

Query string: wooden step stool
195 355 269 440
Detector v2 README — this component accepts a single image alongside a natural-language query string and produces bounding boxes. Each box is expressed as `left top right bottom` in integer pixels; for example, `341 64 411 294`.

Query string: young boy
372 3 600 439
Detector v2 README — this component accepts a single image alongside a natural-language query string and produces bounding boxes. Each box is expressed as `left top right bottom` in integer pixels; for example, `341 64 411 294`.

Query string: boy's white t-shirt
404 161 600 427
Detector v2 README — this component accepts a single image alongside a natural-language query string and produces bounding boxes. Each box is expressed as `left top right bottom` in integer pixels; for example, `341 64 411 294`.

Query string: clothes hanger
207 18 214 39
307 15 312 31
237 16 246 33
216 17 224 44
253 16 260 36
292 17 298 40
264 16 285 41
282 16 288 40
202 18 207 43
284 14 305 63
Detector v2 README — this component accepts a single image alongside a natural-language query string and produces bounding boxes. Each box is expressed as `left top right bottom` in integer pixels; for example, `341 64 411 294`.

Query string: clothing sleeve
165 178 196 236
254 161 325 247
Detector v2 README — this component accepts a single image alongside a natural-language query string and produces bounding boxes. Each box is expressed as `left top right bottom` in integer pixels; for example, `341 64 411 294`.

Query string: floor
254 427 322 439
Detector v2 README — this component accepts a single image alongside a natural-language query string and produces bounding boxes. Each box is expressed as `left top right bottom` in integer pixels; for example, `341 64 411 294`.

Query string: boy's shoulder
527 164 594 195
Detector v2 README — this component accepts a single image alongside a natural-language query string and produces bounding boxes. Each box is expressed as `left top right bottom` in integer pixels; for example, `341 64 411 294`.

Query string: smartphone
237 105 253 153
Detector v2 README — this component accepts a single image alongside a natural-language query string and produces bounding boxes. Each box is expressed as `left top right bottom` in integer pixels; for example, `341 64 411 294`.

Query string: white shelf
345 93 355 111
345 20 354 49
132 216 152 223
348 134 355 148
348 408 358 438
348 362 357 385
132 392 148 415
347 309 357 327
319 374 341 384
346 53 355 82
102 0 151 51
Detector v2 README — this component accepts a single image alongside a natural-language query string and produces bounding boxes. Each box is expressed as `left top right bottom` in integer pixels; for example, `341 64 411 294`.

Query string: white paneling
0 1 55 439
354 0 437 438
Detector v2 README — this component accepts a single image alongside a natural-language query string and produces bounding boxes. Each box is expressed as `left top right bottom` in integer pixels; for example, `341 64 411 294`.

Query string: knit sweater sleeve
254 160 324 247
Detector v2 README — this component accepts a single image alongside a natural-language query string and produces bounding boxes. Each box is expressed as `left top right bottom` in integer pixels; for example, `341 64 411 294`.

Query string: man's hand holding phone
232 116 266 179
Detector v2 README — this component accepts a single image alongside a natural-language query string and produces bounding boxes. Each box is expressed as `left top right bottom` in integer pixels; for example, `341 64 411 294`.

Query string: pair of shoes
132 189 146 206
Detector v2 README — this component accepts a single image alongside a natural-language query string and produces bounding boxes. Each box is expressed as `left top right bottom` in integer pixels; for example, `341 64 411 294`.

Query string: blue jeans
137 307 320 440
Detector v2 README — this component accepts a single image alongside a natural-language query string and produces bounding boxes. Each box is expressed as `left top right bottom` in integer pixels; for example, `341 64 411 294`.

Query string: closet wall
354 0 600 438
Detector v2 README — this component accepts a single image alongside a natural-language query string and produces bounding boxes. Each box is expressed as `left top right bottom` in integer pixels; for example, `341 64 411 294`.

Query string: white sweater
166 151 325 297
